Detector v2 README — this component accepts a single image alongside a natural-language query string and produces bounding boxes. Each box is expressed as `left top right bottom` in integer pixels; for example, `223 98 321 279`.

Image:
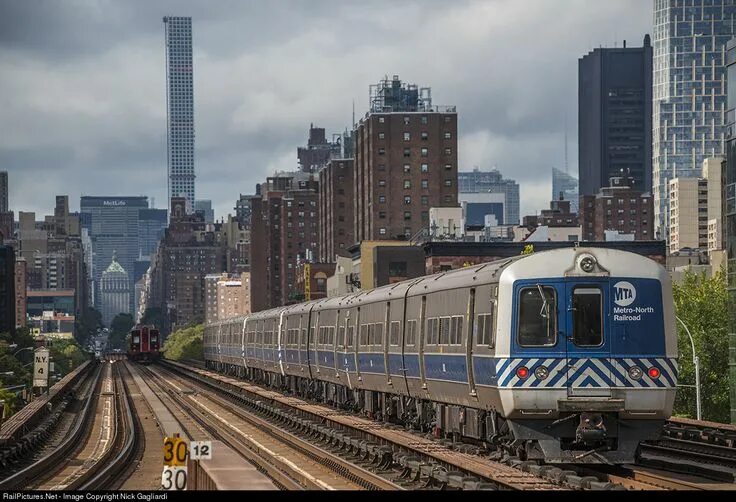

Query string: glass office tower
653 0 736 240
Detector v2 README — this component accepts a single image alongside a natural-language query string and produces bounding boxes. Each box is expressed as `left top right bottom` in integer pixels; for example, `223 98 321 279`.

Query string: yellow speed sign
163 436 188 466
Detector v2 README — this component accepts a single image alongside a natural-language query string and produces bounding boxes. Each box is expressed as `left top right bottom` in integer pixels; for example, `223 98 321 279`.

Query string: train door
465 289 477 396
141 327 150 353
246 316 248 370
278 311 286 376
354 307 362 382
384 302 391 386
564 281 612 397
419 296 427 390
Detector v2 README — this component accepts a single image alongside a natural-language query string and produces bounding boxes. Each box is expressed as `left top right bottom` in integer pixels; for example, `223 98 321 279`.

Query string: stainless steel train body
203 247 677 463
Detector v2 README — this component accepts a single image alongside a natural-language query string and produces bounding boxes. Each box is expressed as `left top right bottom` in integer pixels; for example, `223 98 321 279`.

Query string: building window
404 196 412 205
403 132 411 141
444 132 452 139
421 211 429 220
379 227 387 235
378 132 385 140
378 148 385 155
444 179 453 187
421 147 428 157
379 179 386 187
379 211 387 219
444 163 452 171
403 164 411 173
421 180 429 189
444 147 452 155
404 148 411 157
444 116 451 123
421 163 428 173
404 211 411 220
379 117 385 123
444 195 452 203
378 164 386 171
379 195 386 203
421 131 428 140
338 188 345 195
421 116 428 125
421 196 429 205
403 116 410 125
404 180 412 189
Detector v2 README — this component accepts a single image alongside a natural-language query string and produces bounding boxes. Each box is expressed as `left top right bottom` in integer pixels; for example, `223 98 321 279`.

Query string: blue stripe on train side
424 353 468 383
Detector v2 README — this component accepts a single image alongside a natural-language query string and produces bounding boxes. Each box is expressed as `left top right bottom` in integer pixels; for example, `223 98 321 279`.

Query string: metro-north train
203 247 677 464
128 325 161 363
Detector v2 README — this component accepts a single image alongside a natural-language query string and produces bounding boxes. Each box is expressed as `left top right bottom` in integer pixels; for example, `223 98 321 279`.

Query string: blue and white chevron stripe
496 357 678 388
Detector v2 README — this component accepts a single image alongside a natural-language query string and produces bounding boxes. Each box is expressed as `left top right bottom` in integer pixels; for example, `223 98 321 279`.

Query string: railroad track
0 362 99 478
140 363 402 490
0 362 140 490
161 360 736 491
160 360 565 491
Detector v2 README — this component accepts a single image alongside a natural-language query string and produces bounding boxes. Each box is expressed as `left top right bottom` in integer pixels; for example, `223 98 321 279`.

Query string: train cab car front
496 249 677 464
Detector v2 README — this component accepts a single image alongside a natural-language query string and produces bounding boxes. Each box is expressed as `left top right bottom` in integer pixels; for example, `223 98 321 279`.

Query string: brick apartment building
354 75 459 242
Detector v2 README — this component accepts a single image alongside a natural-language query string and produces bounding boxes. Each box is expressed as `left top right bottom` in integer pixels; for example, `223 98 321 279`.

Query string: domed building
100 252 130 326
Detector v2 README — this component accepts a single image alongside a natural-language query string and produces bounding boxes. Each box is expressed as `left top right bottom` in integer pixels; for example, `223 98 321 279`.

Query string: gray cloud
0 0 651 220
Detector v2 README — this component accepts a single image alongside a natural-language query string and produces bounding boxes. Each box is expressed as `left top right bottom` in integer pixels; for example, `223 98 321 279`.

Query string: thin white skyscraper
163 16 195 212
652 1 736 242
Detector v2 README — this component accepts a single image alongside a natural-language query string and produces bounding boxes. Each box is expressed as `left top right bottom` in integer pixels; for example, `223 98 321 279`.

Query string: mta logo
613 281 636 307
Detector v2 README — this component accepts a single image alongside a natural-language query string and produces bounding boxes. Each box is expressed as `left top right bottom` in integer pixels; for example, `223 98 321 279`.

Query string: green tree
49 339 88 377
673 268 730 423
108 313 135 350
75 307 103 346
162 325 204 361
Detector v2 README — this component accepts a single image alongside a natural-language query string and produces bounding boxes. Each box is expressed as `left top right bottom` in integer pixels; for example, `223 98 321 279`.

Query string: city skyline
0 0 650 220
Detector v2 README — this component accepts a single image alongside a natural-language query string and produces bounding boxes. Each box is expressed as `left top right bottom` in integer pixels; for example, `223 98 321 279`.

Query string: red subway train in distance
128 325 161 363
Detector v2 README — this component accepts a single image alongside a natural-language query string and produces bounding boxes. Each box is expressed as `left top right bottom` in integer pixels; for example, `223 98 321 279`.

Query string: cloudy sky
0 0 651 220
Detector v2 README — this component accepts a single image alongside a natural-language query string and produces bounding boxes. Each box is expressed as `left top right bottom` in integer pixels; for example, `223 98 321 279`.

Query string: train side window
301 329 307 347
406 320 416 346
439 317 451 345
426 317 439 345
338 326 346 348
347 325 355 348
518 286 557 347
450 316 463 345
390 321 401 346
573 287 603 347
476 313 495 348
360 324 368 346
330 326 336 345
375 323 384 346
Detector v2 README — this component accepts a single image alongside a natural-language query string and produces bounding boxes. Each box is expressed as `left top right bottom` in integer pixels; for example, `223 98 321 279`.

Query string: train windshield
518 286 557 347
572 287 603 347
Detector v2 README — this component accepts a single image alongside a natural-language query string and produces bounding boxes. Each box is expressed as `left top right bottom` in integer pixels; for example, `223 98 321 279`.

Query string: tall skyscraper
725 37 736 424
653 1 736 239
552 168 580 214
578 36 652 197
100 253 131 326
163 16 195 211
80 196 149 315
0 171 8 212
458 168 520 225
354 75 458 242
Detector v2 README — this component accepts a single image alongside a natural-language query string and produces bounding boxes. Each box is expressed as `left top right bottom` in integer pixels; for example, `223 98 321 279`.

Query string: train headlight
628 366 643 380
534 366 549 380
516 366 530 379
648 367 661 379
579 255 597 273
